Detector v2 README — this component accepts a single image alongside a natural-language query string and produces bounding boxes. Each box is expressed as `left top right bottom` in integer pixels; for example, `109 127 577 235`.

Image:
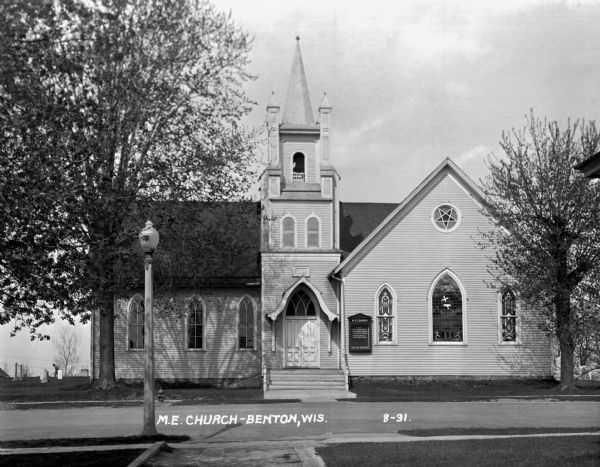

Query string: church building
92 39 552 397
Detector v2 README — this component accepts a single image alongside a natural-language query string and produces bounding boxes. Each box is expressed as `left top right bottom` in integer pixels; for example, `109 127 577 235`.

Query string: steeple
282 37 314 126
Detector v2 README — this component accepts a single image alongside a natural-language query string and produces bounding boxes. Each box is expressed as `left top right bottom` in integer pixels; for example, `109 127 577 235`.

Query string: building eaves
574 151 600 178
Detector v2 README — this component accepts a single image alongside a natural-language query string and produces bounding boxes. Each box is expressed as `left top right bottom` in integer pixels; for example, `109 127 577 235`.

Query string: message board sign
348 313 372 353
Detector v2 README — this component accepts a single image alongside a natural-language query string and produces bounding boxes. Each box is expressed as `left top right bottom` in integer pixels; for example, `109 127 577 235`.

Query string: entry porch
261 277 353 398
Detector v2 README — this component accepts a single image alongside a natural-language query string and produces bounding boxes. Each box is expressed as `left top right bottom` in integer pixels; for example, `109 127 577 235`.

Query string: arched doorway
284 287 319 367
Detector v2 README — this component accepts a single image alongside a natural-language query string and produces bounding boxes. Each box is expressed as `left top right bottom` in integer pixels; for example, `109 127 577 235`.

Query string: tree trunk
88 213 120 391
558 328 575 389
98 287 117 390
556 289 575 390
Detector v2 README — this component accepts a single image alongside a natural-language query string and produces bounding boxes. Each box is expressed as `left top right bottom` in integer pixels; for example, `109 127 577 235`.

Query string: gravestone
40 369 48 383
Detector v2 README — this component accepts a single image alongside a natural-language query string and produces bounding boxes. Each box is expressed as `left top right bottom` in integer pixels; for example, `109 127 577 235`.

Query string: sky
1 0 598 376
220 0 600 202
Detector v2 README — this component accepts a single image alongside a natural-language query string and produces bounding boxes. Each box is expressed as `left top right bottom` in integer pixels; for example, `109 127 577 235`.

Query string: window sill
428 342 467 346
375 342 397 346
499 341 520 346
128 348 144 352
237 348 257 352
186 348 206 352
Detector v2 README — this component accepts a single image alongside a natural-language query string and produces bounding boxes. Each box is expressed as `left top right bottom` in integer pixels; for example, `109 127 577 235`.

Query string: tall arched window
187 297 204 350
430 271 465 343
292 152 305 182
286 289 316 316
238 296 256 350
282 216 295 248
500 289 518 343
128 295 144 350
306 216 320 248
376 286 396 344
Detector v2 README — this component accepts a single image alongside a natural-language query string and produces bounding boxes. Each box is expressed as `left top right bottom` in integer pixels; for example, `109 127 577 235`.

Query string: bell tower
260 38 342 373
261 37 340 251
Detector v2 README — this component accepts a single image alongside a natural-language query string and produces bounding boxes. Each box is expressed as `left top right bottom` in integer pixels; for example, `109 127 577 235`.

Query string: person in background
53 363 58 378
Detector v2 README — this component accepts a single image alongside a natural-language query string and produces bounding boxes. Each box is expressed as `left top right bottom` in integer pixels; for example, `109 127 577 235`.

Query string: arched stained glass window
238 296 256 349
431 273 463 342
306 217 319 248
282 216 295 248
128 295 144 350
286 289 316 317
187 297 204 349
501 289 517 342
377 287 394 343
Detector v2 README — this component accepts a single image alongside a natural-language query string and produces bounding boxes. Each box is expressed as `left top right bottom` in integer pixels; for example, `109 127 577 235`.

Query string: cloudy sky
2 0 598 376
219 0 599 202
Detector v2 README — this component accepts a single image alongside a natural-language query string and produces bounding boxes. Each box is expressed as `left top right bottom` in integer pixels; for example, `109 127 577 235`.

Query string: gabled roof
339 202 398 255
115 201 261 289
282 37 315 126
266 276 337 321
331 158 487 277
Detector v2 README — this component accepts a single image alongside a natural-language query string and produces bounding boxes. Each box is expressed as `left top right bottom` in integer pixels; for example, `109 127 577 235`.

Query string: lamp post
139 220 159 436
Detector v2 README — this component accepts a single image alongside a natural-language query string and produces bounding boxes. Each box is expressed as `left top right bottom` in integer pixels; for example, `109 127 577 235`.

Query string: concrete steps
264 369 356 400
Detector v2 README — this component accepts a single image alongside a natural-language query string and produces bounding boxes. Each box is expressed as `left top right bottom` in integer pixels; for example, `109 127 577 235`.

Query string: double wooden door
284 318 318 367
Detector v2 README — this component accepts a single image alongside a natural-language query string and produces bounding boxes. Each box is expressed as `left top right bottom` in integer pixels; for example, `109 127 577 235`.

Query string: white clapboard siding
261 253 341 370
93 287 261 382
270 201 333 249
343 174 551 377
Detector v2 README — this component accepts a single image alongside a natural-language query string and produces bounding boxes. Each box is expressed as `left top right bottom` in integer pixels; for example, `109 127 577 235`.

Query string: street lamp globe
139 220 159 253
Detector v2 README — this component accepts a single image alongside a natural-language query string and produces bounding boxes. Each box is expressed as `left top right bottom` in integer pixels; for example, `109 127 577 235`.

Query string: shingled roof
115 201 261 289
115 200 398 288
339 202 398 255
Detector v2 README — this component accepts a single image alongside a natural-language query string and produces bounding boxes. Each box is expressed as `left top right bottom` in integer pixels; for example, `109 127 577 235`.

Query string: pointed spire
282 37 314 125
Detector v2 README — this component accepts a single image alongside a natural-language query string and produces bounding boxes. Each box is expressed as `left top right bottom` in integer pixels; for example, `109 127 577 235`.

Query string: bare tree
480 113 600 389
53 325 81 376
17 361 31 378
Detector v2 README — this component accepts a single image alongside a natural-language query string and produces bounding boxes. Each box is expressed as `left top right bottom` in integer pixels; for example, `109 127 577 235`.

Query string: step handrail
343 353 350 391
262 352 269 391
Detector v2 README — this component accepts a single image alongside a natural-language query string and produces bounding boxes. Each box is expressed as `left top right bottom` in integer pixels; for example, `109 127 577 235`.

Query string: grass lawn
0 448 146 467
1 376 598 406
0 434 189 449
0 377 269 406
316 436 600 467
397 427 600 436
346 378 600 402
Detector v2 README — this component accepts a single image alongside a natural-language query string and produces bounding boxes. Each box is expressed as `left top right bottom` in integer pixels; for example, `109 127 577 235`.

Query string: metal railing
292 172 305 182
